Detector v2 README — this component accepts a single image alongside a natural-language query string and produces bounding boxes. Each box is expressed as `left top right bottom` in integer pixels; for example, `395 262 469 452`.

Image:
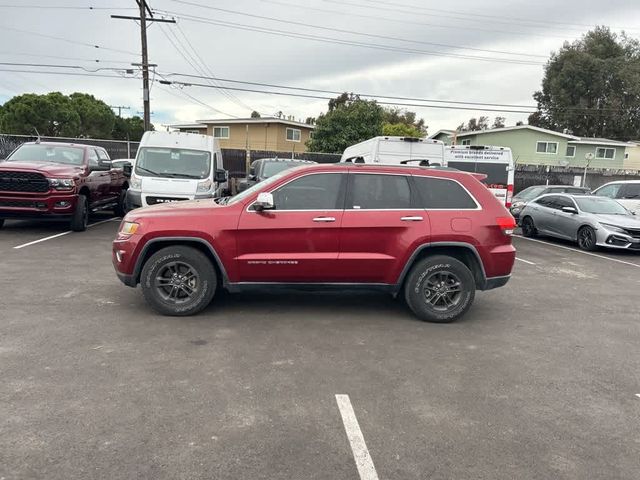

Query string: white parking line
515 235 640 268
515 257 536 265
13 217 120 250
335 394 379 480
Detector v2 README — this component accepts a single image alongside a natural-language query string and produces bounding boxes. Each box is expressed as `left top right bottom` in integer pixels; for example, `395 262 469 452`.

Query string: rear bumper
0 192 78 218
482 275 511 290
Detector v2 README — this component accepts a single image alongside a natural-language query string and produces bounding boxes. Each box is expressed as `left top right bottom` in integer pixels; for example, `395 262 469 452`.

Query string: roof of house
167 117 315 130
427 129 455 139
452 124 629 147
166 123 207 129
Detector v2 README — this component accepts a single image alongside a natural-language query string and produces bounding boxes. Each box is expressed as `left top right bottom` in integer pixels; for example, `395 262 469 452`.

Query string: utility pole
111 1 174 132
109 105 130 117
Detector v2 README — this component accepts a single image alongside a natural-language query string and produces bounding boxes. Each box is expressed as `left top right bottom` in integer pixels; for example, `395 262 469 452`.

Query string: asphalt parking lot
1 217 639 480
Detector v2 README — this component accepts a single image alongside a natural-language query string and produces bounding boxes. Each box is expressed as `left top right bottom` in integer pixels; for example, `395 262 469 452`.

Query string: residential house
625 142 640 170
429 129 455 145
428 125 633 170
168 117 315 153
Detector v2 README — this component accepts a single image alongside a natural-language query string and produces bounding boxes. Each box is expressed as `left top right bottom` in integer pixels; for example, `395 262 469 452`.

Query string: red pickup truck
0 141 128 231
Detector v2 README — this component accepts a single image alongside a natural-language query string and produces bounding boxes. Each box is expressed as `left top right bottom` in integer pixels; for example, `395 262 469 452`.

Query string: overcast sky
1 0 640 134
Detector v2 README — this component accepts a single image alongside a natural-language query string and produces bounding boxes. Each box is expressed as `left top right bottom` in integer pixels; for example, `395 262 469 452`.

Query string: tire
70 194 89 232
0 219 4 229
521 216 537 238
577 225 597 251
404 255 476 323
114 188 127 217
140 246 217 316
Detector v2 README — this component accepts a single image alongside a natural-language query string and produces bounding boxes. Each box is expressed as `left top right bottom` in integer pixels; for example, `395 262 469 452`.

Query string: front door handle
313 216 336 222
400 216 423 222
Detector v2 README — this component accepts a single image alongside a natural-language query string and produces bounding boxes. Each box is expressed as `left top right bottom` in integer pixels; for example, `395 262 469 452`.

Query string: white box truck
124 131 227 210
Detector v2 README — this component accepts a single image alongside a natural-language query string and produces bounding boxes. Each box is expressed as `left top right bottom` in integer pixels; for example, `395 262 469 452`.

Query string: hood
594 213 640 229
140 176 200 195
125 198 224 220
0 161 85 177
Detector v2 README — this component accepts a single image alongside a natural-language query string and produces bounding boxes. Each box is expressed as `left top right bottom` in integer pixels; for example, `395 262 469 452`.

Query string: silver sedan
519 194 640 251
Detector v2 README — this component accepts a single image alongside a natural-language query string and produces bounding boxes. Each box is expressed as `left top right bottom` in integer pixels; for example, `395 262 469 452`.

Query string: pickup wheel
114 188 127 217
140 246 217 316
404 255 475 323
70 194 89 232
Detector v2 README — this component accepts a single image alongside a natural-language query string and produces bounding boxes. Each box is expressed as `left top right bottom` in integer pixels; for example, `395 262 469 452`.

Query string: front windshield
515 186 546 201
262 161 306 178
7 144 85 165
226 169 292 205
135 147 211 179
576 196 629 215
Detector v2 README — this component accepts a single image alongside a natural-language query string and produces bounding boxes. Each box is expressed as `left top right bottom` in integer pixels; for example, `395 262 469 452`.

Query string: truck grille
0 171 49 193
146 196 187 205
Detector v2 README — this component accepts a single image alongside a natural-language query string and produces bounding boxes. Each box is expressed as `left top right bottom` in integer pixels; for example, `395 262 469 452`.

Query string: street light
583 152 594 187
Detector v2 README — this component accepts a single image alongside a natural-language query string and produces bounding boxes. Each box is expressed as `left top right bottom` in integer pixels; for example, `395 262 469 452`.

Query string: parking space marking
515 235 640 268
13 217 120 250
515 257 536 265
335 394 379 480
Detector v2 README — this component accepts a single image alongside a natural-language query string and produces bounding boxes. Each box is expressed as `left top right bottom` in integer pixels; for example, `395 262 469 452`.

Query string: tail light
505 184 514 208
496 216 516 235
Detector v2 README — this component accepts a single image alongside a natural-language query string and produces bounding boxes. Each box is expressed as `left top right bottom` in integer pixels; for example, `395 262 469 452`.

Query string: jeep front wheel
140 246 217 316
404 255 475 323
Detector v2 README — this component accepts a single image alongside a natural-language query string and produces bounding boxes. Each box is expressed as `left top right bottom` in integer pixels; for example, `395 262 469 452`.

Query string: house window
185 129 200 134
625 152 629 159
536 141 558 154
565 145 576 157
213 126 229 139
595 147 615 159
286 128 301 142
461 139 471 146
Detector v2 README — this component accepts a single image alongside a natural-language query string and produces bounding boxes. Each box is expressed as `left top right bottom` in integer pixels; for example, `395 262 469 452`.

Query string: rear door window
618 183 640 199
349 174 412 209
413 176 478 209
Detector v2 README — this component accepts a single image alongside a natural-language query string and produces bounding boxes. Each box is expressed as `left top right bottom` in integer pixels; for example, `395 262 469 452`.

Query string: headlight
600 223 626 234
119 221 139 236
48 178 75 190
197 178 212 193
511 201 526 208
130 174 142 190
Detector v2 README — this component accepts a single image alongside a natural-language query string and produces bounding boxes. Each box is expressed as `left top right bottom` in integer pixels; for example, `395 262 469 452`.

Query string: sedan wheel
577 226 597 251
521 216 537 238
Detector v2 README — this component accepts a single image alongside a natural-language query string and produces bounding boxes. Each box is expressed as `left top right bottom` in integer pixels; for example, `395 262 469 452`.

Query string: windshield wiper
136 166 159 176
163 173 201 179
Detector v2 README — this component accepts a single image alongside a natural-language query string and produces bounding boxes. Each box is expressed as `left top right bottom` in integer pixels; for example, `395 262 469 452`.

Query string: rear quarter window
413 176 478 209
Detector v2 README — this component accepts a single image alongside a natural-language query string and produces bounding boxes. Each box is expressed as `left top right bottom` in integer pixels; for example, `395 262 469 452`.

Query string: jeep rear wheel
404 255 475 323
140 246 217 316
70 194 89 232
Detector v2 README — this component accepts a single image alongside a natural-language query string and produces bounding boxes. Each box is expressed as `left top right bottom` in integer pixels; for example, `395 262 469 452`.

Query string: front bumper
598 231 640 250
0 192 78 218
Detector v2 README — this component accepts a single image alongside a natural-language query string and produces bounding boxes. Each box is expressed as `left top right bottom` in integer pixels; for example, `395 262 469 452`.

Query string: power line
166 0 547 59
0 61 133 73
0 25 139 56
159 12 545 66
156 83 240 118
262 0 570 41
0 68 137 80
351 0 640 32
0 4 137 10
0 51 134 65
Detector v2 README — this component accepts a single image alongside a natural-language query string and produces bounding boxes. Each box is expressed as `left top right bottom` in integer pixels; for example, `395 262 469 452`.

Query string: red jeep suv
113 163 516 322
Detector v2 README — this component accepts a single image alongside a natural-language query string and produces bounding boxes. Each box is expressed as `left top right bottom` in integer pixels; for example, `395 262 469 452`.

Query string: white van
592 180 640 214
444 145 515 208
341 136 445 165
125 131 227 209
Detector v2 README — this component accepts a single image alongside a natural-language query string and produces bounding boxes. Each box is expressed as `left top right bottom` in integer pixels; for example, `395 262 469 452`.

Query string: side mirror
254 192 274 211
215 169 228 183
122 163 132 178
562 206 578 214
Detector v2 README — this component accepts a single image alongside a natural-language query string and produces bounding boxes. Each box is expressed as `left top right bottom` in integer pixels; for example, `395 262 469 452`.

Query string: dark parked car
113 163 516 322
237 158 315 192
0 142 128 231
510 185 590 221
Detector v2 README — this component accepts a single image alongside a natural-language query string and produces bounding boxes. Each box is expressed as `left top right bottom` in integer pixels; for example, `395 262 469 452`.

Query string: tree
0 92 81 137
69 92 115 138
250 110 261 118
0 91 119 138
457 116 490 132
492 116 506 129
382 122 424 137
112 116 149 141
307 94 385 153
383 107 427 135
528 26 640 140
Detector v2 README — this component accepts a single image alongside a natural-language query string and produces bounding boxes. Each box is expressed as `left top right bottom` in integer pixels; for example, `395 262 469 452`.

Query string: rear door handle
313 216 336 222
400 216 423 222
